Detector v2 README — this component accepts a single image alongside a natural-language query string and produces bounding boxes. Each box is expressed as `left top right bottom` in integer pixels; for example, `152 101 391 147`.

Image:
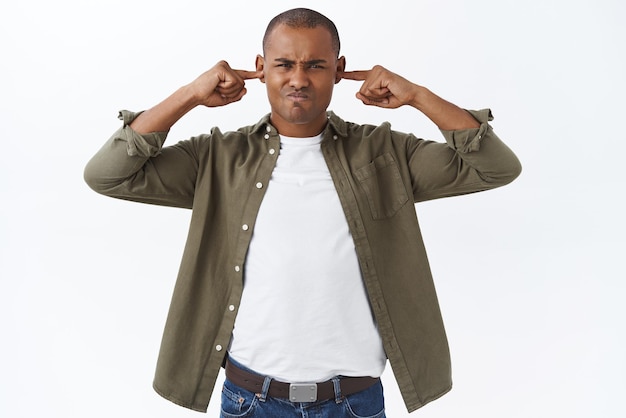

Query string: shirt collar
250 111 348 138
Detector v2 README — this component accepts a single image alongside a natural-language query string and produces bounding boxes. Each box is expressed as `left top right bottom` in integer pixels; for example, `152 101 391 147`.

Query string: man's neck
270 114 328 137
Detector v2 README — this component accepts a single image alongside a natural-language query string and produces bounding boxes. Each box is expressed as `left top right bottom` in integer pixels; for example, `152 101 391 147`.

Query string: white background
1 0 625 417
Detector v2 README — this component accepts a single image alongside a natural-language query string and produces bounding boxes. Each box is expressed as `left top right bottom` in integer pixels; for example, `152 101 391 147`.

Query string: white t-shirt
228 134 386 383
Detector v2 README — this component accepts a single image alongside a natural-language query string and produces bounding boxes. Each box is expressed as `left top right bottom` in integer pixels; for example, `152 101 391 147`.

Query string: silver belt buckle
289 383 317 402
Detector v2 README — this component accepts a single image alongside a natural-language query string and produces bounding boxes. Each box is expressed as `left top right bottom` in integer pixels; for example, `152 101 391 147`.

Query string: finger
341 70 370 81
357 92 390 105
227 88 247 102
216 86 241 99
360 85 391 96
235 69 263 80
356 94 391 109
358 90 392 103
218 87 247 103
216 82 244 95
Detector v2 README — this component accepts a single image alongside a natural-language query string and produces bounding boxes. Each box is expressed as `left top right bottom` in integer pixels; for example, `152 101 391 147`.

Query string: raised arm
342 65 521 201
341 65 478 131
84 61 262 207
130 61 262 133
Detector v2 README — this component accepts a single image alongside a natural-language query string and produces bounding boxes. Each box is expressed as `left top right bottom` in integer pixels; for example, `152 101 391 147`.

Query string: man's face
257 24 345 137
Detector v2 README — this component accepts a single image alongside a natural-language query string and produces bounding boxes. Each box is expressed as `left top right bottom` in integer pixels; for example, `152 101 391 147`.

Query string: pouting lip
287 92 309 102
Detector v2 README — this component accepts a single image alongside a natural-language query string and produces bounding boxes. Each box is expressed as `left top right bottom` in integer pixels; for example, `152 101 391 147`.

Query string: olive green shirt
84 109 521 413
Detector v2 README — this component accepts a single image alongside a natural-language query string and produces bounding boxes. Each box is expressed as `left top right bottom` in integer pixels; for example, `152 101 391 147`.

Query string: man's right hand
189 61 262 108
129 61 262 134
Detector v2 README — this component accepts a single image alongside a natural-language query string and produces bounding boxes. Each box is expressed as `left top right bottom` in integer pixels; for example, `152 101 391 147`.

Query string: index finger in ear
235 69 263 80
341 70 370 81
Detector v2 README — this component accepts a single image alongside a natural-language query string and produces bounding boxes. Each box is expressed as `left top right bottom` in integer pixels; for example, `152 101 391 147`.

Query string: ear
256 54 266 83
335 56 346 84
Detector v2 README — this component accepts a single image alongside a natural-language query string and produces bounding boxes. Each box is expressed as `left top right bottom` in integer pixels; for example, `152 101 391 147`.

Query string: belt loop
258 375 272 402
332 377 343 404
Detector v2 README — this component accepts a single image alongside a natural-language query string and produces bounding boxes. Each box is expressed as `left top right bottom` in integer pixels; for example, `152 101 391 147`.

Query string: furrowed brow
273 58 328 65
305 59 328 65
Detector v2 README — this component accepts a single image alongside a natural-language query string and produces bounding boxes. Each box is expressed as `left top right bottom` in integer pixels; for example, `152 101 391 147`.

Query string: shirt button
333 135 338 140
266 126 271 132
269 148 276 155
242 224 249 231
256 182 263 189
228 305 235 312
234 265 241 272
264 134 270 139
215 345 223 352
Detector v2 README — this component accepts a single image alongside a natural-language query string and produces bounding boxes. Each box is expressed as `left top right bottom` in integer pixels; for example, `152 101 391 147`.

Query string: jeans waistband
224 357 379 403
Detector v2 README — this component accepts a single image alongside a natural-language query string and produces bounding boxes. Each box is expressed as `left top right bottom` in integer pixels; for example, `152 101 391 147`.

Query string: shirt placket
211 125 281 360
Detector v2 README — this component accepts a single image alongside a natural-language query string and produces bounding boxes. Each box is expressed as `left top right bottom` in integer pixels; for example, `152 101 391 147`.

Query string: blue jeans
220 358 386 418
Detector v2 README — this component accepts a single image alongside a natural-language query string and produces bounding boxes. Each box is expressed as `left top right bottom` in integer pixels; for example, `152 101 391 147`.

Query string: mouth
287 92 309 102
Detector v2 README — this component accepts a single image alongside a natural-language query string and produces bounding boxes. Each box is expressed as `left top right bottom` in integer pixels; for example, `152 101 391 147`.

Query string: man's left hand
341 65 418 109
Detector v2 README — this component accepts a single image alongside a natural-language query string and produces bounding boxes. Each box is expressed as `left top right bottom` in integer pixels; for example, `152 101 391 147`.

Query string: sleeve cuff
440 108 493 153
117 109 168 157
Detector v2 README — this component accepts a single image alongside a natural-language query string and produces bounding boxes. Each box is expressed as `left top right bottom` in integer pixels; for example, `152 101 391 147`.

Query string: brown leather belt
224 358 379 402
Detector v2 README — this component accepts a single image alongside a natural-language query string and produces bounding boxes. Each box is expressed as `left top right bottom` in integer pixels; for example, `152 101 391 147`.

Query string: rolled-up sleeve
84 110 198 209
405 109 522 202
440 108 493 153
117 110 167 158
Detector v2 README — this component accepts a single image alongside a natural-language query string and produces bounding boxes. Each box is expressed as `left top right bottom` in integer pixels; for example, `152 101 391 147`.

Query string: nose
289 65 309 90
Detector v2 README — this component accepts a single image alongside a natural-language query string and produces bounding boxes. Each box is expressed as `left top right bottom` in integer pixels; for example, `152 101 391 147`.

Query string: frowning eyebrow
273 58 328 66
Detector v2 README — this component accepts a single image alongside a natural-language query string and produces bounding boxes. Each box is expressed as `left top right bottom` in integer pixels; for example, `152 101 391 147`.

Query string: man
85 7 521 417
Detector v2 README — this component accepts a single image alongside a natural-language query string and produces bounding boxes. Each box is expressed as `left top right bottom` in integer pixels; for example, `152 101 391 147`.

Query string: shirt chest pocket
354 153 409 220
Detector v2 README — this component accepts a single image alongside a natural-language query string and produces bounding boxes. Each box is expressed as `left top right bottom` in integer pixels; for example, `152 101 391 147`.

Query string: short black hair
263 8 341 56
